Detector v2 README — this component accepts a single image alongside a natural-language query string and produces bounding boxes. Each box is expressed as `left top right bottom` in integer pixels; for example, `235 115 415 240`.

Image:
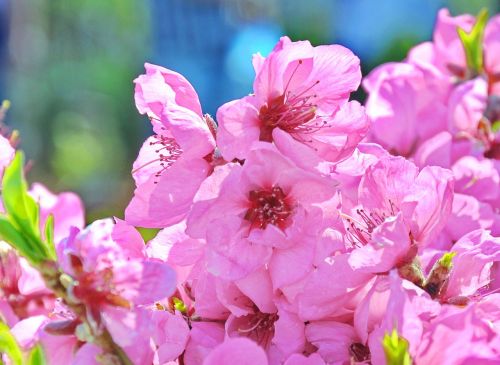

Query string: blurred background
1 0 498 221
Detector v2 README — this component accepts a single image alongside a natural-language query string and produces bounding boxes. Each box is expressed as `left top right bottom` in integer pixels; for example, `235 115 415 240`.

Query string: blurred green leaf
457 8 488 75
2 152 38 233
44 214 55 258
0 321 23 365
136 227 160 242
0 215 45 264
0 152 55 264
172 297 187 314
383 329 412 365
438 251 457 269
27 344 46 365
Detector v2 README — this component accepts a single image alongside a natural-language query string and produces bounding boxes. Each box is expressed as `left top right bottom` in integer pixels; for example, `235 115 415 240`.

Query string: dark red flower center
258 60 323 142
69 255 130 309
259 92 319 142
238 311 278 349
349 342 371 363
244 186 293 230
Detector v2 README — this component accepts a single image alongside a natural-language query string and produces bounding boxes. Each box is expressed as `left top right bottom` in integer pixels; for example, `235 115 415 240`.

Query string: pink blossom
29 183 85 243
102 307 155 364
364 9 500 174
443 229 500 302
134 63 214 155
37 301 88 365
4 8 500 363
150 310 190 364
126 63 217 228
442 193 500 245
216 36 368 165
416 295 500 364
365 273 433 365
196 269 305 363
451 156 500 204
346 155 454 273
364 62 449 156
10 315 48 349
187 143 337 280
184 322 225 365
39 329 80 365
0 244 54 325
296 253 374 321
485 15 500 94
284 353 326 365
203 337 268 365
0 134 14 177
447 77 488 135
56 219 176 329
432 8 475 76
305 321 364 364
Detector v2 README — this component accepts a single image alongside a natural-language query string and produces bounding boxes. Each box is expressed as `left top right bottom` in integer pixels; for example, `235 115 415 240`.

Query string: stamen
341 202 399 248
238 317 265 333
131 134 182 183
258 64 324 142
283 59 303 95
204 114 218 140
244 186 293 230
237 311 278 349
349 343 371 363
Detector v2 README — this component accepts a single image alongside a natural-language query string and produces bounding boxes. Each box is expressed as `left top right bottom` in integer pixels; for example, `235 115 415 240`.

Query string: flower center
69 255 130 309
258 60 323 142
258 93 319 142
0 246 21 296
349 342 371 363
238 311 278 349
244 186 293 230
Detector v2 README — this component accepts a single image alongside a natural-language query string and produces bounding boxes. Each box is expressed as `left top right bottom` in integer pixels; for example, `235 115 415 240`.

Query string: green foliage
136 227 160 242
27 345 46 365
0 321 23 365
44 214 55 250
438 251 457 269
172 297 187 314
0 152 56 265
383 329 412 365
2 153 39 233
457 8 489 75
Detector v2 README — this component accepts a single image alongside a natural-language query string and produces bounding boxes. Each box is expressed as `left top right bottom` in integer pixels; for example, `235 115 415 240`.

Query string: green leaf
457 8 489 75
27 344 46 365
0 215 45 264
172 297 187 313
438 251 457 269
0 152 55 263
43 214 56 258
2 152 37 233
136 227 160 242
0 321 23 365
492 120 500 133
383 329 412 365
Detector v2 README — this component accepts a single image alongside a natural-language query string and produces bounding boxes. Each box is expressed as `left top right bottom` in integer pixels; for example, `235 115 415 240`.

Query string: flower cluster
0 8 499 365
365 9 500 243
